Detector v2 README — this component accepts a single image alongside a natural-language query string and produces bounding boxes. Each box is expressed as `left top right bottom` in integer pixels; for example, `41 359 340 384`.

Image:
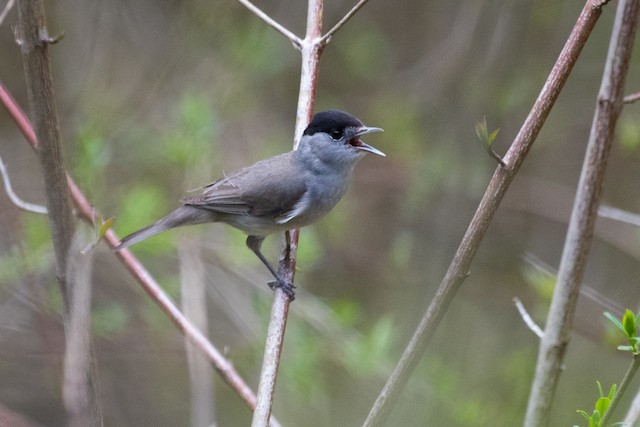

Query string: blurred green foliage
1 0 639 425
618 115 640 153
73 121 112 192
92 303 129 337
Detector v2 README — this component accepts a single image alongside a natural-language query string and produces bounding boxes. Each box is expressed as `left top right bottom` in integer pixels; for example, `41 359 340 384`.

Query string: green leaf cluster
576 382 616 427
604 309 640 354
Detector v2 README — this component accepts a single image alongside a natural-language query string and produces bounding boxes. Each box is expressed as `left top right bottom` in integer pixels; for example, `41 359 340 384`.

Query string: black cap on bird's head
304 110 385 156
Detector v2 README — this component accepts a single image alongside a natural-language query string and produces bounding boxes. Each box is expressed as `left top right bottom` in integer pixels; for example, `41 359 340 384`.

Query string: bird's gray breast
277 166 353 228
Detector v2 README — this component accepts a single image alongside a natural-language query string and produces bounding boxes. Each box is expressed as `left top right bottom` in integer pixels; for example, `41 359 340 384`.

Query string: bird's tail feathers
114 206 212 251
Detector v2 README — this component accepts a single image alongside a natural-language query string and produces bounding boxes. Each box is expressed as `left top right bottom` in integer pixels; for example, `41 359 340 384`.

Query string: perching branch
251 0 326 424
364 2 609 426
524 1 640 425
0 77 283 427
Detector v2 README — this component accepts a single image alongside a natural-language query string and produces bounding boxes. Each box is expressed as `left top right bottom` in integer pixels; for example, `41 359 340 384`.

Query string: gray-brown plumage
115 110 384 298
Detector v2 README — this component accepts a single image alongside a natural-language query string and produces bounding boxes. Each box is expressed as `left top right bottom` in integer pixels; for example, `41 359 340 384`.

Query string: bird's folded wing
182 153 308 220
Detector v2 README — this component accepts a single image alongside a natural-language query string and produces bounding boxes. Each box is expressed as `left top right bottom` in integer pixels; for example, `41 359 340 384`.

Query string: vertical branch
179 241 215 427
17 0 74 304
0 79 278 424
252 1 324 426
364 1 608 425
63 227 100 427
524 1 640 425
16 0 103 425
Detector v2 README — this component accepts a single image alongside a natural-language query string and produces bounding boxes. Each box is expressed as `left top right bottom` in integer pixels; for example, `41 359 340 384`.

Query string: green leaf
594 396 610 417
475 118 490 145
607 383 617 400
475 117 505 167
488 128 500 144
576 410 591 421
100 217 115 237
604 311 625 334
623 309 637 338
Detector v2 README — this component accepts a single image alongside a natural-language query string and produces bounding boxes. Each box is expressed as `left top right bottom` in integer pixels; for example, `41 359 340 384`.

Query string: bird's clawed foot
268 278 296 301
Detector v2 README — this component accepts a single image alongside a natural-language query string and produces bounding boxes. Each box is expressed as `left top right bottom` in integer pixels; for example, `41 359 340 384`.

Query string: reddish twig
0 78 281 427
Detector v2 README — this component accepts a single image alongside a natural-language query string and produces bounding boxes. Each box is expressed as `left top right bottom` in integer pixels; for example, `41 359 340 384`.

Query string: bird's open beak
352 127 385 157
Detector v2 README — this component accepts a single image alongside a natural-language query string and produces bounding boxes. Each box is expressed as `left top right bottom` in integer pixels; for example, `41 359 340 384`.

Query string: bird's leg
245 235 295 300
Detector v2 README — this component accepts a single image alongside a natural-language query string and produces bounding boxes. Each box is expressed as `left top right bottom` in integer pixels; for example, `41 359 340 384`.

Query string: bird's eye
330 129 343 139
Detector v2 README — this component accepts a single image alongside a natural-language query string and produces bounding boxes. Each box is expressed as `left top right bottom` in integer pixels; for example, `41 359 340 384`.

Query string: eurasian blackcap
115 110 384 299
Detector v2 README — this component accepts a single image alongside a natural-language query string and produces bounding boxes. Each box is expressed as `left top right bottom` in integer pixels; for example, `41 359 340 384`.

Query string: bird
114 110 384 299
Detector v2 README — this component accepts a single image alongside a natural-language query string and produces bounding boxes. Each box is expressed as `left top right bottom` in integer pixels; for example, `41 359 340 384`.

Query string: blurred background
1 0 640 425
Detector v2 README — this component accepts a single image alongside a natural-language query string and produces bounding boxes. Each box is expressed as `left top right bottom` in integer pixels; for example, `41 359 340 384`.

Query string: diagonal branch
363 1 610 425
0 79 281 427
0 0 15 27
320 0 372 45
236 0 302 49
524 1 640 425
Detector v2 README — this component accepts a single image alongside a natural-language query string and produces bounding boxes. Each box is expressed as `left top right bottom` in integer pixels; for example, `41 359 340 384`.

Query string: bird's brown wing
182 153 308 219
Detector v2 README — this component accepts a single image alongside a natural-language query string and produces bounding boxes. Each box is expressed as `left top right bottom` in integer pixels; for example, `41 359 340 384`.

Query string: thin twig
514 297 544 338
236 0 302 49
623 91 640 103
0 80 283 427
17 0 102 423
524 1 640 425
364 2 609 426
0 156 48 214
599 204 640 226
623 385 640 425
320 0 371 45
601 354 640 426
0 0 15 27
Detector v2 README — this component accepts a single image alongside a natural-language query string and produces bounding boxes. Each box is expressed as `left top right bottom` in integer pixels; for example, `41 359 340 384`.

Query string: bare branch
0 77 284 427
0 0 15 27
524 1 640 425
252 0 325 424
601 354 640 425
63 227 97 427
17 0 102 423
513 297 543 338
623 386 640 425
623 91 640 103
236 0 302 49
0 156 48 214
364 2 610 426
320 0 371 45
599 204 640 227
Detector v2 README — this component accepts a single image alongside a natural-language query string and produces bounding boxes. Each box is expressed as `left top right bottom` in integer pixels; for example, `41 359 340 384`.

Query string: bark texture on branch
16 1 103 425
524 0 640 425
